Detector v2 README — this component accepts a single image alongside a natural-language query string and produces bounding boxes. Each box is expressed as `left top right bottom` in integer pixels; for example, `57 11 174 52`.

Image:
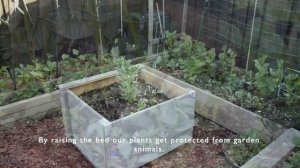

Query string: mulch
0 114 234 168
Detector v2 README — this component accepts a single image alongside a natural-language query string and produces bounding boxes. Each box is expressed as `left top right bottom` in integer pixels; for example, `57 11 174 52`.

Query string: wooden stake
246 0 258 71
162 0 165 31
120 0 123 37
148 0 154 57
182 0 188 33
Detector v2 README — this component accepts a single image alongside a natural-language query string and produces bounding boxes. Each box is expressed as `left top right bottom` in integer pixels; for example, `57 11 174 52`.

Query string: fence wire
182 0 300 71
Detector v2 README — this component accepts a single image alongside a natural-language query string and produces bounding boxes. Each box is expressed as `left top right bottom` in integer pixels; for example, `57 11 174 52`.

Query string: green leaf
72 49 79 56
292 136 300 147
30 71 44 78
62 54 70 60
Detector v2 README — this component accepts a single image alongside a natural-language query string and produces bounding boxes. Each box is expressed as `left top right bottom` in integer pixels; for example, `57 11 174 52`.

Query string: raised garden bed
242 128 300 168
0 55 160 130
1 63 295 167
58 66 196 168
141 65 300 168
0 91 61 129
142 65 286 141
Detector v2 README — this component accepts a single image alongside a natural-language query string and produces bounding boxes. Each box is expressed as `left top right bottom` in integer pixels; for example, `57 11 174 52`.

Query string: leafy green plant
165 31 177 49
254 55 284 98
284 136 300 168
283 73 300 106
16 61 45 87
112 54 140 103
61 54 81 72
234 90 263 111
218 46 236 81
182 48 217 84
0 66 9 91
137 98 147 111
225 129 268 166
163 33 195 70
11 82 44 103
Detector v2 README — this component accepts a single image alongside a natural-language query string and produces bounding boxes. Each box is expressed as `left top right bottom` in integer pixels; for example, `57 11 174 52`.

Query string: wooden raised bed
142 65 286 141
0 91 61 129
58 67 196 168
0 56 160 130
242 128 300 168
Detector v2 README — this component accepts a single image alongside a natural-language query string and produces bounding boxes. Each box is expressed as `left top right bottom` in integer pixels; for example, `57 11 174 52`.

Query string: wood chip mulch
0 115 234 168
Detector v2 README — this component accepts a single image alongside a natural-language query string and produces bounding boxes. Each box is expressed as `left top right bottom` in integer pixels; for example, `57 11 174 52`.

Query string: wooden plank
140 69 188 98
0 91 60 118
59 71 119 90
0 100 60 126
67 66 189 97
0 107 61 130
71 76 118 96
142 65 285 141
242 128 300 168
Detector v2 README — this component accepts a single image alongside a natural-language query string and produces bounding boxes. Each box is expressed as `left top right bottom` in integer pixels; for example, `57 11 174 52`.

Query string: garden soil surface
0 114 234 168
80 81 169 121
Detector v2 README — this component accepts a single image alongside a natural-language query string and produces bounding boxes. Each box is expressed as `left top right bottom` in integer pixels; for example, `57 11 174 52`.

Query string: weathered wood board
242 128 300 168
0 107 60 130
142 65 286 141
0 91 61 129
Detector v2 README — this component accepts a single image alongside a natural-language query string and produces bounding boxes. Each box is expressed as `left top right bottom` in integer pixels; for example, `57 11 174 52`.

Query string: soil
79 81 169 121
0 114 234 168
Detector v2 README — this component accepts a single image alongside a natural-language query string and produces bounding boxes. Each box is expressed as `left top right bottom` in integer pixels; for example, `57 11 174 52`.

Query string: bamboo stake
1 0 7 19
120 0 123 37
181 0 188 33
8 0 16 90
226 0 236 46
148 0 154 57
214 0 221 48
54 0 59 77
283 0 296 64
156 3 163 37
162 0 165 31
254 0 268 63
246 0 258 71
241 0 251 54
197 0 209 39
20 0 35 60
94 0 104 58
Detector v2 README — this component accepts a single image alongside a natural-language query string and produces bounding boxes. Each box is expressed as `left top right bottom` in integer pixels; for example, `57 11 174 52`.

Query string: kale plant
254 55 284 98
182 47 217 84
225 129 268 166
284 136 300 168
283 73 300 106
112 51 140 103
217 46 236 81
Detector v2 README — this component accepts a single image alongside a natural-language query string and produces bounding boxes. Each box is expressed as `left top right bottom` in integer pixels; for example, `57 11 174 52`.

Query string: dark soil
0 114 234 168
80 81 169 121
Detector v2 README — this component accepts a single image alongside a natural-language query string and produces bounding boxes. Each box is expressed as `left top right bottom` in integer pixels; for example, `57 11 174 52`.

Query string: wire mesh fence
184 0 300 71
0 0 299 91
